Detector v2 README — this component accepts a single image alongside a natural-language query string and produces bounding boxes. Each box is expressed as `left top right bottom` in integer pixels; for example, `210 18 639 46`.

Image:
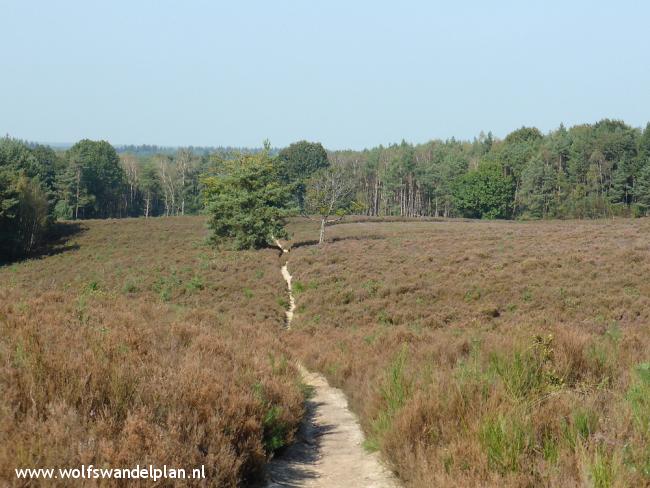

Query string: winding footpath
267 242 399 488
280 263 295 326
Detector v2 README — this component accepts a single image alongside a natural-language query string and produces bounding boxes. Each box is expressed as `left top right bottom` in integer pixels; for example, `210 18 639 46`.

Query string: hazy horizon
14 116 650 153
3 0 650 149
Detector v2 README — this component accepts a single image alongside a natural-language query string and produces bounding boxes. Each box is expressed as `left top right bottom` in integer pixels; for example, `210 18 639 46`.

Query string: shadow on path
265 398 336 487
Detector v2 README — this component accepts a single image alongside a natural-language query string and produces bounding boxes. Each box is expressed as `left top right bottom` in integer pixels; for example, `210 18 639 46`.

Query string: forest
334 119 650 220
2 118 650 259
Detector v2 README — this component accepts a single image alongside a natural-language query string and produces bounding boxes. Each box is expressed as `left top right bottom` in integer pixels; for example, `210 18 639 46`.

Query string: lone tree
303 166 356 245
202 149 296 250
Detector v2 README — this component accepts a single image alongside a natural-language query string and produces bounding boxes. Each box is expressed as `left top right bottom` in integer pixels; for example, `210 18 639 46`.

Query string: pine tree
202 149 296 250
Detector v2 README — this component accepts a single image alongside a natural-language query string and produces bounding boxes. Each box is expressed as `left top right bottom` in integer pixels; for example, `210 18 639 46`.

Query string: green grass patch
562 408 598 450
588 447 618 488
480 414 531 474
369 346 411 447
186 276 204 293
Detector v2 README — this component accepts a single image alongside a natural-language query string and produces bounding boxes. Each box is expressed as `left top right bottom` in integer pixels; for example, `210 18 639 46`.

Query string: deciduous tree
304 166 356 244
452 163 515 219
278 141 329 207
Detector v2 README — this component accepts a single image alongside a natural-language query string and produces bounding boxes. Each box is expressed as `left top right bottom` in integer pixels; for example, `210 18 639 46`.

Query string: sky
1 0 649 149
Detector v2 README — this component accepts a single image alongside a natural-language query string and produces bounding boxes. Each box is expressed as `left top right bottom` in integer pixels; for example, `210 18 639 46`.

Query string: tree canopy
202 149 296 250
3 117 650 258
278 140 329 207
61 140 124 219
326 119 650 219
0 138 53 260
452 163 515 219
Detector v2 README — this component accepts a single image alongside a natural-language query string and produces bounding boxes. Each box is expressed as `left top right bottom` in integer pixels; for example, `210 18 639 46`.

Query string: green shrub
489 351 544 399
293 280 305 293
452 162 516 219
152 271 182 301
262 405 288 452
362 280 380 296
541 434 559 465
489 335 560 400
122 281 139 294
86 280 100 292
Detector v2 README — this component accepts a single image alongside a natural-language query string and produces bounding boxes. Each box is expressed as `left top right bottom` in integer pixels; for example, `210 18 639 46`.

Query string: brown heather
3 216 650 487
0 217 303 487
285 218 650 487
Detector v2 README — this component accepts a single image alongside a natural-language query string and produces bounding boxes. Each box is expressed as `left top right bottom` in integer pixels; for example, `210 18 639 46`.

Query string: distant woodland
2 119 650 258
334 120 650 220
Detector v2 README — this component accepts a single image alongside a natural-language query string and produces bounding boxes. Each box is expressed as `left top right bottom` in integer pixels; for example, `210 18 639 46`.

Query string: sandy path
267 246 399 488
280 263 295 326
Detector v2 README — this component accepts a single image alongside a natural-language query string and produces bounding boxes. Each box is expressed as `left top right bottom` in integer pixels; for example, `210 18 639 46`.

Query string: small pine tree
202 149 296 250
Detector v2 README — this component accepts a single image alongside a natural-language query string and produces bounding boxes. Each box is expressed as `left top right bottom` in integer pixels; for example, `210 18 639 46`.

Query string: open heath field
2 216 650 487
0 217 304 487
285 218 650 487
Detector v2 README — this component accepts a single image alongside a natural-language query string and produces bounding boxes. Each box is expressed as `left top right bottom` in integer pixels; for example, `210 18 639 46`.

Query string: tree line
3 118 650 257
0 136 334 257
332 119 650 219
0 137 218 259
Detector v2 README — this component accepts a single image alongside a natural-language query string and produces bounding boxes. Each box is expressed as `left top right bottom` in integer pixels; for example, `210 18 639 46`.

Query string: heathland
285 217 650 487
0 217 304 487
2 215 650 487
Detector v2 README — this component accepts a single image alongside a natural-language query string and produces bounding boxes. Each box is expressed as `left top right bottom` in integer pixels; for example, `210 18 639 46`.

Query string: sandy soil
266 251 399 487
281 263 295 327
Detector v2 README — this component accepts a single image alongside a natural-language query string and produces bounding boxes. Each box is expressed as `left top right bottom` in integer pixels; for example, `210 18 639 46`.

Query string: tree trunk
75 166 80 220
319 218 326 245
373 178 379 216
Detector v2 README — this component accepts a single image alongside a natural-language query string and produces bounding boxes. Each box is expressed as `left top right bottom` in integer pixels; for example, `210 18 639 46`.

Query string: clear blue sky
2 0 649 149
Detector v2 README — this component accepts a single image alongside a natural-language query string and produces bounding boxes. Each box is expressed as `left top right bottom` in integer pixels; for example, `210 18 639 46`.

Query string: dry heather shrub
285 217 650 487
0 217 303 487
